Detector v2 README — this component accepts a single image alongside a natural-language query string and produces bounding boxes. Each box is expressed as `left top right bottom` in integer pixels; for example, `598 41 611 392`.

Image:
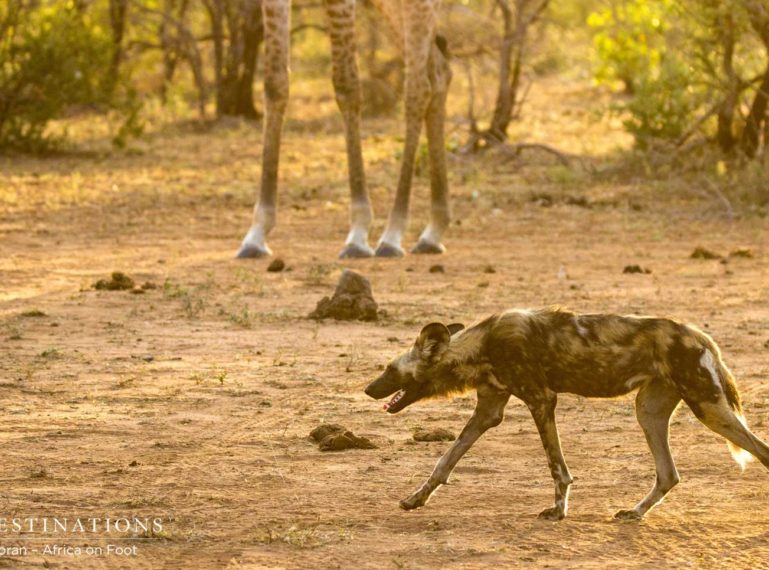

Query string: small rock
141 281 158 290
729 247 753 259
413 428 456 442
429 264 445 274
623 265 651 274
531 192 554 207
690 247 722 260
20 309 46 318
564 195 591 208
483 265 496 274
267 258 286 272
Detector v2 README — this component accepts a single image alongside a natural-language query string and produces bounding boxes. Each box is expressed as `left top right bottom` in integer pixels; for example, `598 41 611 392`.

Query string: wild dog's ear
447 323 465 335
416 323 451 361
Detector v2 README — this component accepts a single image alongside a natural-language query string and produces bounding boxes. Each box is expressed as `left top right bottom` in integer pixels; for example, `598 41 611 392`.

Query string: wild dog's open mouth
383 389 406 411
382 382 425 414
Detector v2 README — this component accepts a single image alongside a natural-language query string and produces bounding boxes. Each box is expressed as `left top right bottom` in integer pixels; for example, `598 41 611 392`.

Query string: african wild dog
365 308 769 519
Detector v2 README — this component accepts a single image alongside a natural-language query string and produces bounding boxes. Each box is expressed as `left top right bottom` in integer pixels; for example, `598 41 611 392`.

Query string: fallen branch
497 142 573 167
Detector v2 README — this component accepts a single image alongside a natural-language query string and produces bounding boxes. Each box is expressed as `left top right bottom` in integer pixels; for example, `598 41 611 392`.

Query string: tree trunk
741 66 769 157
210 0 263 119
716 12 737 153
741 2 769 157
485 0 548 142
107 0 129 95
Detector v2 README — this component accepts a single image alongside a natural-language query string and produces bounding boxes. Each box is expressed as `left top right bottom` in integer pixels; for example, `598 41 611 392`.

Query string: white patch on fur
699 350 722 390
395 352 418 376
573 317 589 338
485 372 506 391
624 374 651 391
728 413 755 471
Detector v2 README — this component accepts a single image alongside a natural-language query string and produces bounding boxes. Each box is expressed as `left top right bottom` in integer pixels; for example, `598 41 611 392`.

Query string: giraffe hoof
375 242 405 258
339 242 374 259
538 506 565 521
235 244 272 259
613 509 642 521
411 239 446 255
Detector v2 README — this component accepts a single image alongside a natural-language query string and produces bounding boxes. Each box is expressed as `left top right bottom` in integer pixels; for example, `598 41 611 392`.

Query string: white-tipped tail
728 413 755 471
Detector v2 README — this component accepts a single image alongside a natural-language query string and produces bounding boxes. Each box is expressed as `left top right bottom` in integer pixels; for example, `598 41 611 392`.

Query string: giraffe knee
265 74 289 110
332 72 361 115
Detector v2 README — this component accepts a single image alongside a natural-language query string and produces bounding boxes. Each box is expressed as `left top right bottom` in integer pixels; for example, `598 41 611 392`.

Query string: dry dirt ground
2 81 769 569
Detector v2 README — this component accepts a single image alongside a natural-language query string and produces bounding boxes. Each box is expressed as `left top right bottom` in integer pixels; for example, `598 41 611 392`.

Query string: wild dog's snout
365 370 401 399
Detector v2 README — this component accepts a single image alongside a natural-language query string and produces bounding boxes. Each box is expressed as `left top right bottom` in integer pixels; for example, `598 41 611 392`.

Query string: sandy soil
2 84 769 568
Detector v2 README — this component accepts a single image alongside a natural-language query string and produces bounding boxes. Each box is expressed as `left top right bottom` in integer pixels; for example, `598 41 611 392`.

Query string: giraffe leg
236 0 290 259
325 0 374 259
375 0 436 258
412 39 451 255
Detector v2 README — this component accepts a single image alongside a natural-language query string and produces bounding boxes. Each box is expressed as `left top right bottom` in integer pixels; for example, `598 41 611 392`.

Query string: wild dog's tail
720 367 755 470
693 328 755 470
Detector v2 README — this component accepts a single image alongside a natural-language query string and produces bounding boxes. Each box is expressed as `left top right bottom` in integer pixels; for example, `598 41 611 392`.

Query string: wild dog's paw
537 506 566 521
399 492 428 511
613 509 642 521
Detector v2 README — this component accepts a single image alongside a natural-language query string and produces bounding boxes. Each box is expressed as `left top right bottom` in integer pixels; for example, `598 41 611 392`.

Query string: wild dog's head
365 322 465 413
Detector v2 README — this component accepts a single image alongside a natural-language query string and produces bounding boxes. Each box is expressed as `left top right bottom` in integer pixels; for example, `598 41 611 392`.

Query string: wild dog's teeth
385 389 405 410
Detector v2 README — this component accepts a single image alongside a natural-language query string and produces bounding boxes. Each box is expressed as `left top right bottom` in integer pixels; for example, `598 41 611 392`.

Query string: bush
588 0 769 154
0 2 139 152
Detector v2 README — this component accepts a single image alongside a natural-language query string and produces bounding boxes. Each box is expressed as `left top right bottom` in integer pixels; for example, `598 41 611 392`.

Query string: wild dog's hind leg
526 392 574 520
615 379 681 520
400 386 510 510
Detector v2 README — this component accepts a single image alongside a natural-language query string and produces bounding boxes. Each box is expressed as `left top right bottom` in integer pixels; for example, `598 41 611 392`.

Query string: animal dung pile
413 428 456 442
622 265 651 274
93 272 135 291
690 246 722 260
729 247 753 259
309 423 377 452
309 269 378 321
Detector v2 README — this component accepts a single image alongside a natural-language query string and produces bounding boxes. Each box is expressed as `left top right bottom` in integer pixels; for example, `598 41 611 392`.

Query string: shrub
0 1 139 152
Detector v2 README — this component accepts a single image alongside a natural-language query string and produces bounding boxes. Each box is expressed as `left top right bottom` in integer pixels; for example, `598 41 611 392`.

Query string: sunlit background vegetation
1 0 767 208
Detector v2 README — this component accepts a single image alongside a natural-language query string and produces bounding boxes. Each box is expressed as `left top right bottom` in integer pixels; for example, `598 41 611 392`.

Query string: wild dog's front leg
401 388 510 510
526 392 573 521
